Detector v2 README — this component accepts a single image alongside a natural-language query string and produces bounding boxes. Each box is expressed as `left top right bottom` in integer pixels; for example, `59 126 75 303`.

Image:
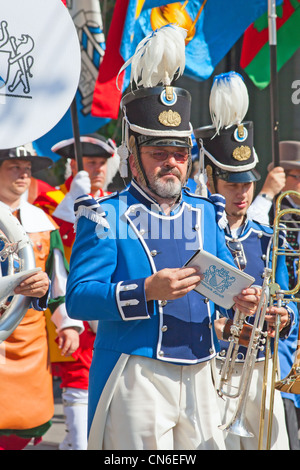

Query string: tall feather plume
117 24 187 89
209 72 249 134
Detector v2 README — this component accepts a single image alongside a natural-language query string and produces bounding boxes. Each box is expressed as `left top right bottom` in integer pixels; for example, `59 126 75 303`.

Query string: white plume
117 24 187 89
209 72 249 134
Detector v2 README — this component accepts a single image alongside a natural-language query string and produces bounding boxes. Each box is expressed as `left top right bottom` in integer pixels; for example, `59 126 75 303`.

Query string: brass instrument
217 190 300 449
0 205 36 343
274 322 300 393
217 268 271 437
258 190 300 450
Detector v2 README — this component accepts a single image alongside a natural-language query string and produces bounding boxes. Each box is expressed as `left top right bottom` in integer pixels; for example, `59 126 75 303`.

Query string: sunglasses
141 150 189 163
226 239 247 271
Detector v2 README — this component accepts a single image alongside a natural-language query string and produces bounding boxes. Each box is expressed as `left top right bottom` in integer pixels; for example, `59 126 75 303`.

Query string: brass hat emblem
158 110 181 127
232 145 251 161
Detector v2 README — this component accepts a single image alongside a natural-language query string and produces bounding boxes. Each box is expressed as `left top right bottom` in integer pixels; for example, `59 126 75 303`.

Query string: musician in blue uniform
65 26 260 451
194 72 298 450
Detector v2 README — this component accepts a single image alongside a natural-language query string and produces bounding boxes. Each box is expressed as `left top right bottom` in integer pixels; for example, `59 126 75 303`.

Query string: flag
91 0 283 119
91 0 130 120
240 0 300 89
34 0 109 161
91 0 180 120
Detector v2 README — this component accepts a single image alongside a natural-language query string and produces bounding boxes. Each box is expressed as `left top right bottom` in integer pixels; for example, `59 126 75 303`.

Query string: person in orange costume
15 143 57 204
0 146 83 450
34 134 120 450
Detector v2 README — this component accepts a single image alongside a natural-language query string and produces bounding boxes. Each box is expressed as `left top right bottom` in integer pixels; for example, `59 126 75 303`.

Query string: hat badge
234 124 248 143
160 86 177 106
159 85 182 126
158 109 181 127
232 145 251 161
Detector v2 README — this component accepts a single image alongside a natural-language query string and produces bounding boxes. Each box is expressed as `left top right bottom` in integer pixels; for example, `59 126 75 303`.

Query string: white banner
0 0 81 149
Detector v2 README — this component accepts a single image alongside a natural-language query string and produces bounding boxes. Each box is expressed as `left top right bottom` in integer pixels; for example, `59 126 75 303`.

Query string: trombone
258 190 300 450
217 190 300 449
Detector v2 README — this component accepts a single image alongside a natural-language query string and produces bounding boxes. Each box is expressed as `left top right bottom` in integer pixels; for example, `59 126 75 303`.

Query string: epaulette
208 194 227 229
97 191 119 203
251 219 287 247
183 187 209 201
73 194 110 232
183 189 227 229
251 219 273 231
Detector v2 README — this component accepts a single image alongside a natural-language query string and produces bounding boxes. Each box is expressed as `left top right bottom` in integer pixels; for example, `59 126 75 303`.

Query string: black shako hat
0 146 53 174
51 133 116 159
194 72 260 187
116 24 193 179
194 121 260 183
121 86 192 149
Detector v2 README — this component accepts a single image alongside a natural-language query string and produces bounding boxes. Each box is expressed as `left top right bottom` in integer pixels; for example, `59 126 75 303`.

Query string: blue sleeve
30 284 50 311
66 215 151 322
275 254 298 338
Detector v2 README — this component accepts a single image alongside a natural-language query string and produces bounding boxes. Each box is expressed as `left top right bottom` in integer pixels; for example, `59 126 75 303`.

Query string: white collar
0 200 56 233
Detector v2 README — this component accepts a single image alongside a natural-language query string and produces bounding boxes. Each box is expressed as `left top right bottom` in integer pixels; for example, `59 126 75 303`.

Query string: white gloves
53 171 91 224
68 171 91 199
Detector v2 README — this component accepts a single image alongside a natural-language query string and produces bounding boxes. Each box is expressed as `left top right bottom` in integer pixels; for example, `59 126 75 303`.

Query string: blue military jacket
66 181 239 430
218 218 297 362
67 180 236 364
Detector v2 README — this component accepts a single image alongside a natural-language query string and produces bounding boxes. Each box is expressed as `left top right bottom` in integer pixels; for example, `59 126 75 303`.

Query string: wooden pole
70 97 83 171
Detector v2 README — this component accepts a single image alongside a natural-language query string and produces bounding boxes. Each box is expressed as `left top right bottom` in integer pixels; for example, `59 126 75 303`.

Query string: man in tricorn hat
34 133 119 263
65 26 260 450
194 72 297 450
0 146 83 450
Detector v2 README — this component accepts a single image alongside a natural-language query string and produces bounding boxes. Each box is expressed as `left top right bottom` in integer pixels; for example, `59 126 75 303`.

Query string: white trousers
59 387 88 451
103 355 226 450
215 359 290 450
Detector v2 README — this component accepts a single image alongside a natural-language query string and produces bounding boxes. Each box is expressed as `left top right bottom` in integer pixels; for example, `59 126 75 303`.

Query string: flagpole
70 97 83 171
268 0 280 167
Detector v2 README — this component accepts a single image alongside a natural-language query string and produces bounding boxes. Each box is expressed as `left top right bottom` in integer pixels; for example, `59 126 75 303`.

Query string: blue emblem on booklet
203 265 235 294
184 249 255 309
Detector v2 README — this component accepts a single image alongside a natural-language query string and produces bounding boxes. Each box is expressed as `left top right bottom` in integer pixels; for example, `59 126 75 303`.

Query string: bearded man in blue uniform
66 26 260 450
194 71 298 450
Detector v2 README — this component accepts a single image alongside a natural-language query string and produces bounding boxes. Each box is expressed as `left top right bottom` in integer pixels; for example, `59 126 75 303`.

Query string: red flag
61 0 67 5
240 0 300 89
91 0 129 119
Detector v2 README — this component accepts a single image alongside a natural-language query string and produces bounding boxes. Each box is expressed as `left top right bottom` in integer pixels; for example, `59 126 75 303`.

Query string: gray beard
150 177 182 199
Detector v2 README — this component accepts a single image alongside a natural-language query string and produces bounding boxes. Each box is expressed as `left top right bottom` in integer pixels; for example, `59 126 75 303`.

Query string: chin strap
194 139 208 197
130 135 149 188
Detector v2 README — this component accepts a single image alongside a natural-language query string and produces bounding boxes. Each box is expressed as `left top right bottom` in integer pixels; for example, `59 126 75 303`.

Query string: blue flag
120 0 283 87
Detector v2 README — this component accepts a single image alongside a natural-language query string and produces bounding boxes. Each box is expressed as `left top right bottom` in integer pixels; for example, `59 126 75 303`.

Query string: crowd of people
0 24 300 451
